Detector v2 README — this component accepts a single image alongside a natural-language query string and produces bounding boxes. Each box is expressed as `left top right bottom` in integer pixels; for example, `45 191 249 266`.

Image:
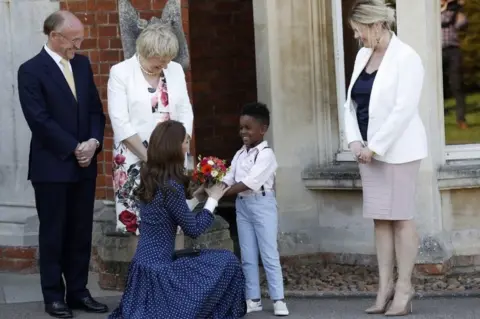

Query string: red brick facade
59 0 256 201
0 247 38 273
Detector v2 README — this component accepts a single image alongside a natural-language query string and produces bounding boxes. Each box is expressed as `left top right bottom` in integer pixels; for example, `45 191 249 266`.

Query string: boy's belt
238 189 274 199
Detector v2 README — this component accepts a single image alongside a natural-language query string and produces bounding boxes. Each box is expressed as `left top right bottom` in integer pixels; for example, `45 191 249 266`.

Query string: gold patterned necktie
60 59 77 99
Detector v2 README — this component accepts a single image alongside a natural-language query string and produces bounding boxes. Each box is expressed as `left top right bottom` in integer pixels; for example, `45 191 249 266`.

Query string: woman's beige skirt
359 159 421 220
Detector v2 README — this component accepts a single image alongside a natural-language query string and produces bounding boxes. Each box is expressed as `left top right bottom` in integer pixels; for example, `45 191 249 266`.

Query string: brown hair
136 120 190 203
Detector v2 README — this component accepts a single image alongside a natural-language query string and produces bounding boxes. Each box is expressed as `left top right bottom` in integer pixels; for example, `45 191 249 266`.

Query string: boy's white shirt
222 141 277 196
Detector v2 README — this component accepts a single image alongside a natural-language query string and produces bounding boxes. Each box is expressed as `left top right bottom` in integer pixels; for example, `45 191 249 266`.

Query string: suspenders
254 147 269 196
236 146 270 197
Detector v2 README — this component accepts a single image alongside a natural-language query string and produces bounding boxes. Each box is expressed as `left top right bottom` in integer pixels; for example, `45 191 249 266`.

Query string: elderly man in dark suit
17 10 107 318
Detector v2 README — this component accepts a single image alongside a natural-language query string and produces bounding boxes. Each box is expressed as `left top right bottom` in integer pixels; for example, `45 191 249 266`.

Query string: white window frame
445 144 480 160
331 0 480 162
332 0 355 161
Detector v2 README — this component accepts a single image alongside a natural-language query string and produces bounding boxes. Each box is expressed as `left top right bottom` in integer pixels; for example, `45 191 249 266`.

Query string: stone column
396 0 451 273
252 0 340 255
0 0 59 251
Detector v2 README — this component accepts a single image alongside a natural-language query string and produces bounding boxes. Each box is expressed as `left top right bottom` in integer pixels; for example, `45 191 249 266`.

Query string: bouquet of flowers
192 155 229 186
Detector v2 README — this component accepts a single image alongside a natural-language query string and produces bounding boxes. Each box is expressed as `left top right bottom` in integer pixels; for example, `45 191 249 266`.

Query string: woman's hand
123 135 148 162
359 147 374 163
349 141 364 162
192 184 207 202
205 183 230 202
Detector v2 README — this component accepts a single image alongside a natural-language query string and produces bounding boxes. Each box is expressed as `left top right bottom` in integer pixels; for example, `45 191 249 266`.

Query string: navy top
351 69 377 141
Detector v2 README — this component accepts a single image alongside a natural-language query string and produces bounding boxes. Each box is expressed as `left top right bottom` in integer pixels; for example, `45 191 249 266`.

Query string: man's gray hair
135 23 179 59
43 11 65 36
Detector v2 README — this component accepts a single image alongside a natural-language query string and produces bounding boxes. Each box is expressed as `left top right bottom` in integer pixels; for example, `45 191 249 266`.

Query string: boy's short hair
241 102 270 126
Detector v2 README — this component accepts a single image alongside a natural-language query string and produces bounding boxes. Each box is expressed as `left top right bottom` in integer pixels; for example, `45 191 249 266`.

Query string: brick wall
0 247 38 274
60 0 191 201
189 0 257 161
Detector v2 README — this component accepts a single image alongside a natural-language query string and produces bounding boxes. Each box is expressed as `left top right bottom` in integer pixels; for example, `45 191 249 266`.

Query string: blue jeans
236 192 284 300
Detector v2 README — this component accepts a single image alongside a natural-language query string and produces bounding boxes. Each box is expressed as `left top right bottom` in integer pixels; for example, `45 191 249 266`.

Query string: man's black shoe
67 296 109 313
45 301 73 318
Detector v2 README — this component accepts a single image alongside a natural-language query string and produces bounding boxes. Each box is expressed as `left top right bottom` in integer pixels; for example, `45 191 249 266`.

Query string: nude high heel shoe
384 288 414 316
364 221 395 314
384 221 418 316
364 285 394 314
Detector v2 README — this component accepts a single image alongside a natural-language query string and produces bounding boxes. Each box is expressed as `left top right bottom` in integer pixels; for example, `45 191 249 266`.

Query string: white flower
208 160 214 165
211 170 218 177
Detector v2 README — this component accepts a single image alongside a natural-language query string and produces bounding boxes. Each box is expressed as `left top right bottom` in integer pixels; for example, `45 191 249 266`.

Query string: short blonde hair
136 24 179 59
349 0 396 48
350 0 396 29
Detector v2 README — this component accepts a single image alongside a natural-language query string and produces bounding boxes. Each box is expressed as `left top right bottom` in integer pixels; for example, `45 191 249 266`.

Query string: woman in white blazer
107 24 193 234
344 0 427 316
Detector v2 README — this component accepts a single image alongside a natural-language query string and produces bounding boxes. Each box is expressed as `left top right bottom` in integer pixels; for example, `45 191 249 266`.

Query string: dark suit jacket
18 49 106 183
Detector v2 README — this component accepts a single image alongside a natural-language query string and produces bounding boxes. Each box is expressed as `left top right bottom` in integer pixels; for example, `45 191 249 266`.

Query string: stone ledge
184 202 234 251
0 205 38 247
302 162 361 190
302 161 480 191
184 217 233 251
437 163 480 190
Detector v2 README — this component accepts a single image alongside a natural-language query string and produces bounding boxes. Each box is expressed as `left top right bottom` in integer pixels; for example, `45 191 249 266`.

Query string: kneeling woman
109 120 246 319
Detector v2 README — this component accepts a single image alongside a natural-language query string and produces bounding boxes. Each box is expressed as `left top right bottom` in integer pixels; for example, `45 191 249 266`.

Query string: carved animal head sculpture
118 0 189 70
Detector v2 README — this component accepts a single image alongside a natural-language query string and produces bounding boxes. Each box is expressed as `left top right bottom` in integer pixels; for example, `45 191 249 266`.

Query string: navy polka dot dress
109 180 246 319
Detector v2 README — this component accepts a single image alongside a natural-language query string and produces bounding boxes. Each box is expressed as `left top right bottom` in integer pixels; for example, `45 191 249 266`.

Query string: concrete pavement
0 272 122 305
1 272 480 318
1 296 480 318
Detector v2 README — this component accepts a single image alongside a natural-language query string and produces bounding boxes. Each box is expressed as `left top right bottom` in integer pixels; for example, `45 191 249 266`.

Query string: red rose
114 154 126 165
119 210 138 233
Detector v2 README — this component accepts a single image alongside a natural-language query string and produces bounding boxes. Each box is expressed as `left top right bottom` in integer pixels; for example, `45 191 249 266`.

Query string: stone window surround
302 0 480 191
331 0 480 163
302 160 480 191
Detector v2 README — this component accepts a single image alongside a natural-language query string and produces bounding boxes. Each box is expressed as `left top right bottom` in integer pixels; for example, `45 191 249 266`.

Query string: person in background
222 102 289 317
441 0 468 129
109 120 246 319
344 0 428 316
107 23 193 234
17 10 107 318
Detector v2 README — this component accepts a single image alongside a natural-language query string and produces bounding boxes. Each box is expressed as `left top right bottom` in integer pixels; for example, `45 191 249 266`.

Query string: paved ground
0 273 122 305
2 273 480 318
1 296 480 318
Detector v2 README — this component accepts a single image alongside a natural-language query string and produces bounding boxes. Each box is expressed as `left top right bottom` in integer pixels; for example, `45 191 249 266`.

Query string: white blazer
344 34 428 164
107 56 194 144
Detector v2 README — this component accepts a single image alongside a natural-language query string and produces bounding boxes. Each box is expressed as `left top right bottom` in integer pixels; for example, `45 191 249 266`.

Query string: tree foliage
458 1 480 91
384 0 479 92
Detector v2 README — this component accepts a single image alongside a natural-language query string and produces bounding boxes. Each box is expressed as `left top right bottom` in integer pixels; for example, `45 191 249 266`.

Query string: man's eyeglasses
55 32 83 49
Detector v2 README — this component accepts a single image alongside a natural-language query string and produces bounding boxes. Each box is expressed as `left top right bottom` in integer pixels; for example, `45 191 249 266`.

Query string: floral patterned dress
113 75 170 234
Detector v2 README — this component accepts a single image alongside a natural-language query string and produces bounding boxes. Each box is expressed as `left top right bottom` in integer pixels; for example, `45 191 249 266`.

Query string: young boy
222 102 289 316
